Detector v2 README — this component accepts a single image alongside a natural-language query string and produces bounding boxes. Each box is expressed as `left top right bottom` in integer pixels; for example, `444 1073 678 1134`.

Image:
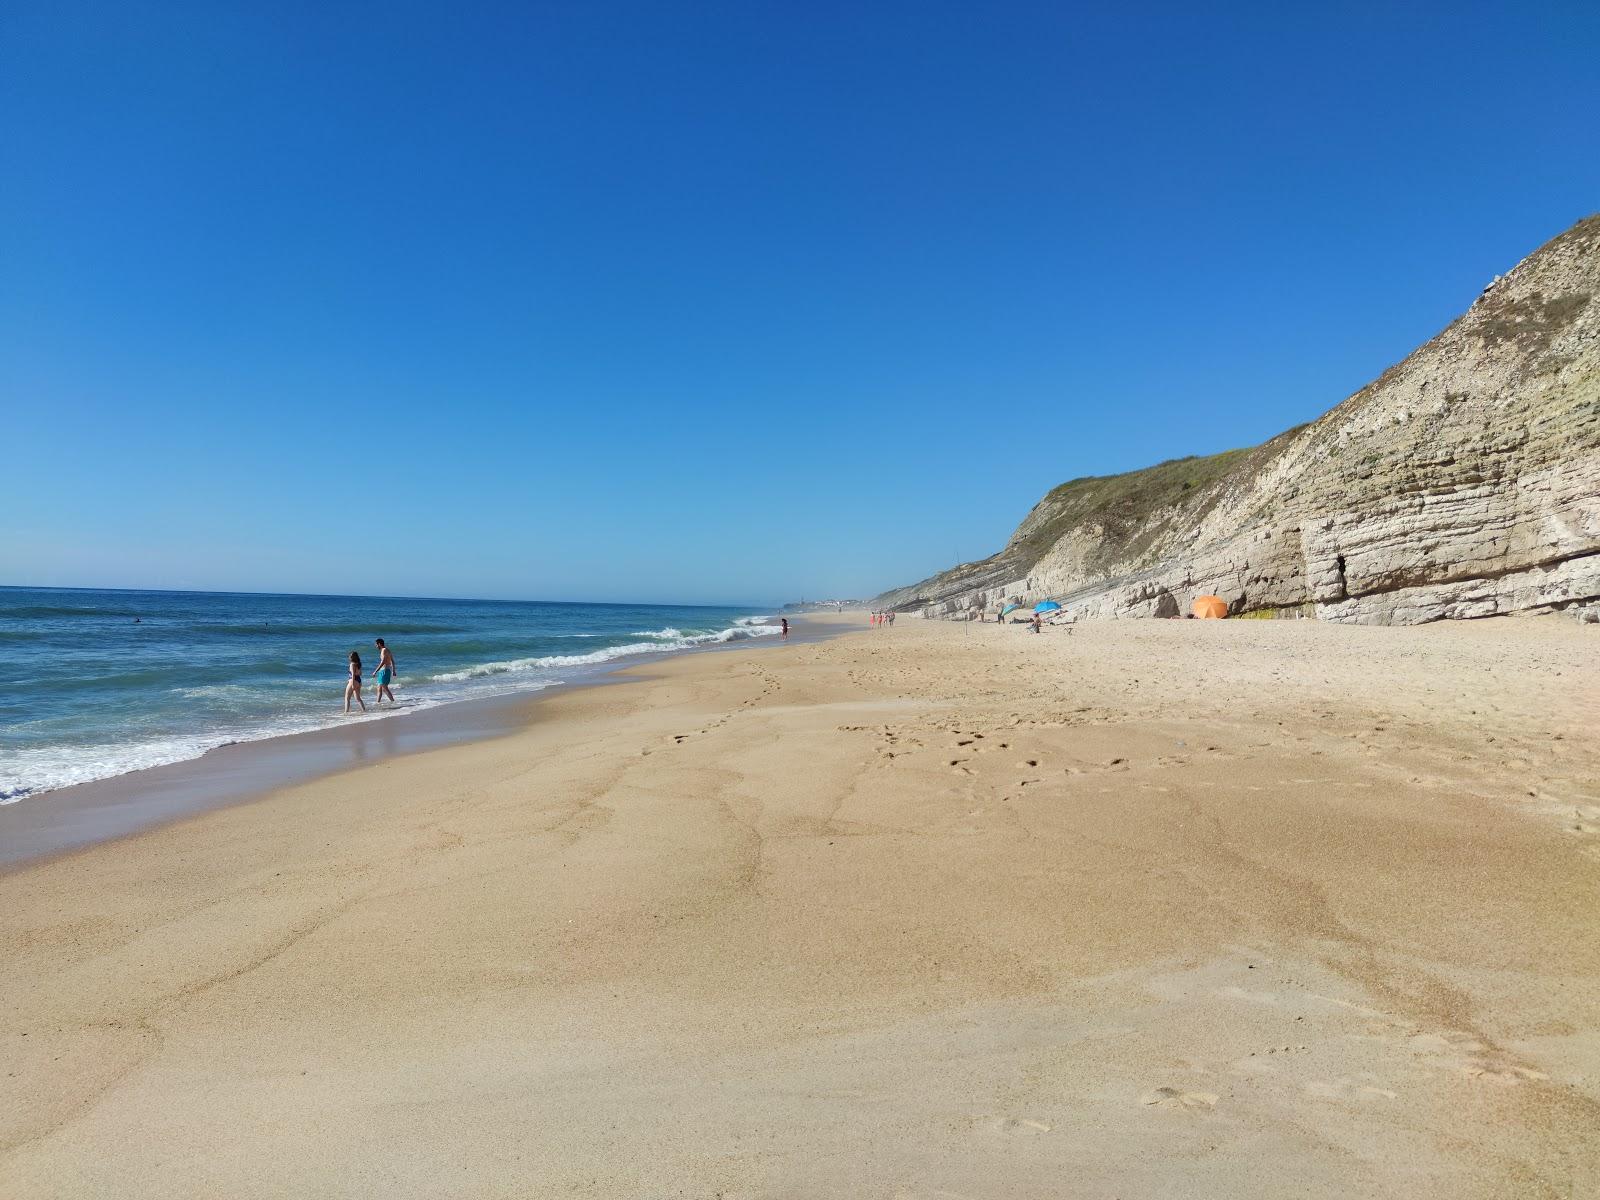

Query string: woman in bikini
344 650 367 714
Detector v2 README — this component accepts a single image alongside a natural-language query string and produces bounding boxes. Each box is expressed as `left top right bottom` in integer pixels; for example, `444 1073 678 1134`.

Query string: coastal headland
876 215 1600 627
3 613 1596 1197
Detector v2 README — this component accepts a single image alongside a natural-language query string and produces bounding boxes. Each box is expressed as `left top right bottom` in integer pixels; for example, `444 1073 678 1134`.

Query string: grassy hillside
1012 446 1256 565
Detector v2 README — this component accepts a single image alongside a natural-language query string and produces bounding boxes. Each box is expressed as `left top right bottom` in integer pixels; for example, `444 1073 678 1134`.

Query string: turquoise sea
0 587 778 802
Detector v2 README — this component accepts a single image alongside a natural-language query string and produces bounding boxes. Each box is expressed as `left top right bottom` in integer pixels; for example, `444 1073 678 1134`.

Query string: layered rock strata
876 216 1600 625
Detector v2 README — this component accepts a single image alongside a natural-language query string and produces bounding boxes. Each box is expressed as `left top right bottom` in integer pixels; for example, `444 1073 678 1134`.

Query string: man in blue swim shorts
372 637 397 705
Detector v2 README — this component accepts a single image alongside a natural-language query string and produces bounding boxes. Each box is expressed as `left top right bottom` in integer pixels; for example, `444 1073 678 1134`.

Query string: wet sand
0 619 836 870
2 612 1597 1197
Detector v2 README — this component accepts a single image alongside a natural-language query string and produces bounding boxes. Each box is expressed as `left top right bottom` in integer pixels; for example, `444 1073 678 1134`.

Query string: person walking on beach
344 651 367 714
372 638 397 704
780 618 789 639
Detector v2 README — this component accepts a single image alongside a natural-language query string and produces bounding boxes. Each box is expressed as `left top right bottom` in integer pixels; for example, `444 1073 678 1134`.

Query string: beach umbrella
1034 601 1061 615
1000 603 1019 616
1191 595 1228 619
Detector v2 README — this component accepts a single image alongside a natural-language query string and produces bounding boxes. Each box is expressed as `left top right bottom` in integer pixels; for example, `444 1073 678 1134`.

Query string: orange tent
1191 595 1228 619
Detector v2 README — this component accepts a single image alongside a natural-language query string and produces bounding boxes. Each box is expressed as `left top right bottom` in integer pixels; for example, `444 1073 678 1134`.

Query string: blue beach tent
1034 601 1062 614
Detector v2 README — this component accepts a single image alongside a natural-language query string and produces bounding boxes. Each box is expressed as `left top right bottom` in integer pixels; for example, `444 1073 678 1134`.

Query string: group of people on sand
869 610 896 627
344 638 398 714
991 609 1045 633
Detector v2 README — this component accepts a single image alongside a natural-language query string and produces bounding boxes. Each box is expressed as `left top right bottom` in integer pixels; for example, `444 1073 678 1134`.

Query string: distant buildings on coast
780 599 861 612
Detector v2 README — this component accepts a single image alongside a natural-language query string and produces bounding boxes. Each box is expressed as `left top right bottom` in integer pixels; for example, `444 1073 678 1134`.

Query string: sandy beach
2 613 1597 1198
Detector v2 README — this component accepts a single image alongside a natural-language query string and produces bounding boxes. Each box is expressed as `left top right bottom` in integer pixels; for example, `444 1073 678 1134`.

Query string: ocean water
0 587 779 802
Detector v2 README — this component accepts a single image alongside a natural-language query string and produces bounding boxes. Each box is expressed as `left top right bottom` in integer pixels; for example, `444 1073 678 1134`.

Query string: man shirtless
372 638 397 704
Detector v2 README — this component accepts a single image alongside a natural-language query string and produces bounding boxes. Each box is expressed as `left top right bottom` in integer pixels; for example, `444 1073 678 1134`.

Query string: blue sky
3 2 1597 604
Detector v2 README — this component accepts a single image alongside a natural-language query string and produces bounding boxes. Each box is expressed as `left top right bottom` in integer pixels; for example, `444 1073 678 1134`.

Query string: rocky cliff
875 215 1600 625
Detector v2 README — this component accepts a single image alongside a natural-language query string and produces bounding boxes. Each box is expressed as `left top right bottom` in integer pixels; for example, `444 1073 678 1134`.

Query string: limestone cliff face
876 216 1600 625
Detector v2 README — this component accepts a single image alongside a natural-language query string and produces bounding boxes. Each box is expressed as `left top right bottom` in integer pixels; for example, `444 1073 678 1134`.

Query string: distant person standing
887 611 896 627
780 618 789 639
373 638 397 704
344 651 367 714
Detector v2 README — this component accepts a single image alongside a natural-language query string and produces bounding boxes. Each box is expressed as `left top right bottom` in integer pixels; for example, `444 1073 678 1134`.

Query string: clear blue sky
4 2 1597 604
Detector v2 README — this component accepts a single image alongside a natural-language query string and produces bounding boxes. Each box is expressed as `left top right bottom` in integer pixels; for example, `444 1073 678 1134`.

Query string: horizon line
0 582 788 611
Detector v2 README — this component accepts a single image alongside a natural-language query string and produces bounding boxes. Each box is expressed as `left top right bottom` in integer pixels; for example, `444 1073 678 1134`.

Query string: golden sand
3 613 1598 1197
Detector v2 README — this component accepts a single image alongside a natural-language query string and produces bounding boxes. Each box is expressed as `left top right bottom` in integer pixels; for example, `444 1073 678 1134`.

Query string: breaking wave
428 621 779 683
1 597 785 803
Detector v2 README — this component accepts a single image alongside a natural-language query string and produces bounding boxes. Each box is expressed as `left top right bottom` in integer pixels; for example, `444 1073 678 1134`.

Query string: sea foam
427 621 779 683
0 592 781 802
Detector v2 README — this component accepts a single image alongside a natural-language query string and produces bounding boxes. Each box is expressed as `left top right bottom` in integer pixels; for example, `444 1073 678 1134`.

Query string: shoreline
2 612 1596 1196
0 614 841 872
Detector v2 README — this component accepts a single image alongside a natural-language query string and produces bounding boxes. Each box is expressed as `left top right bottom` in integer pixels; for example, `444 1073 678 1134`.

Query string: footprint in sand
1408 1031 1549 1085
1217 985 1280 1005
1457 1057 1549 1085
1561 804 1600 835
1305 1077 1398 1101
1140 1086 1218 1112
986 1115 1053 1134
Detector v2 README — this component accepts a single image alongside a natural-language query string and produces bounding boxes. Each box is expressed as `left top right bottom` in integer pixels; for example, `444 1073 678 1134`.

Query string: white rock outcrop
877 216 1600 625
